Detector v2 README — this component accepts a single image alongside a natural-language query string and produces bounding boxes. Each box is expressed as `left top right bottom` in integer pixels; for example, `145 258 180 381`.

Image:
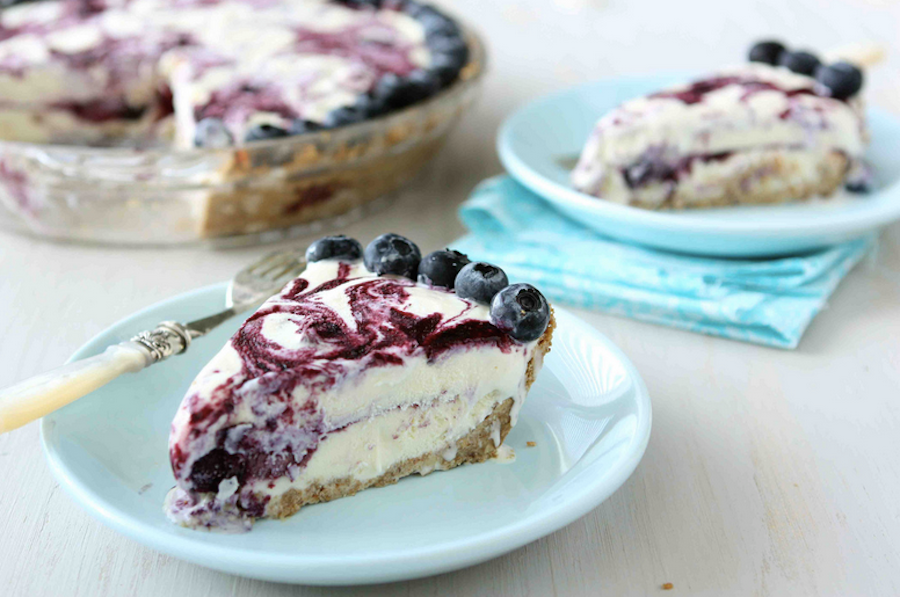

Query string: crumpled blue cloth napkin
454 176 874 349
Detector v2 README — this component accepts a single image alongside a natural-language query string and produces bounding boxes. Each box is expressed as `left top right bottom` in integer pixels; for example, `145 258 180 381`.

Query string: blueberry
400 0 427 14
189 448 245 493
418 249 470 288
623 159 674 188
428 34 469 71
430 53 463 87
321 105 367 128
244 123 289 143
290 119 323 135
402 1 427 16
815 62 863 100
353 92 389 118
337 0 382 8
748 40 786 66
306 235 363 262
845 162 872 193
845 180 870 193
412 6 460 38
372 73 405 106
193 117 233 148
364 233 421 279
779 50 821 76
373 71 440 110
489 283 550 343
455 262 508 304
407 69 441 95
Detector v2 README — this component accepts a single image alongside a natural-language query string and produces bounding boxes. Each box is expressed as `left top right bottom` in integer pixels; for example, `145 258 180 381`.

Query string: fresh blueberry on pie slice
165 234 554 531
572 43 869 209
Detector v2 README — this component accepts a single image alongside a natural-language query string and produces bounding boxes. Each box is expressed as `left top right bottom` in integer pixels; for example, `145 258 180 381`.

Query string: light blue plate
499 74 900 257
41 284 651 585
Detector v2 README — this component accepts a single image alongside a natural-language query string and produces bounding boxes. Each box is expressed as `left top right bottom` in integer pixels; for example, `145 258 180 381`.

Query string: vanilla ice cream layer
250 389 508 511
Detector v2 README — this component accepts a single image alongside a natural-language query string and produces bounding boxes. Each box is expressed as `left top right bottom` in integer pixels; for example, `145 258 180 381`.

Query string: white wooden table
3 0 900 595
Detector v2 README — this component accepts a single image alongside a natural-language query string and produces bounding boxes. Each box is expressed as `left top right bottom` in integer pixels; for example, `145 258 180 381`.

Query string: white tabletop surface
3 0 900 595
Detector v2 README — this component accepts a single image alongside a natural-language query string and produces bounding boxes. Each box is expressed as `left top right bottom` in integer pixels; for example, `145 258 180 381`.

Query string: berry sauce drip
170 262 517 515
651 75 822 105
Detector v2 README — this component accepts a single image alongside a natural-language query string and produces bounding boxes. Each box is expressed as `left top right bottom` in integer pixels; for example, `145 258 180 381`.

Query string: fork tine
228 249 307 309
248 254 292 276
265 262 301 281
245 251 285 271
254 263 284 278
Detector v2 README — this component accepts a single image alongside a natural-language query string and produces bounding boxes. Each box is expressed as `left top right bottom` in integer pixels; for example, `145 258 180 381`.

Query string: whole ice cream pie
165 234 555 531
0 0 470 147
571 41 870 209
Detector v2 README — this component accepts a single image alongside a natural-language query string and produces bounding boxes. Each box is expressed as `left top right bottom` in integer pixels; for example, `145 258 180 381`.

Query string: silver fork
0 249 307 434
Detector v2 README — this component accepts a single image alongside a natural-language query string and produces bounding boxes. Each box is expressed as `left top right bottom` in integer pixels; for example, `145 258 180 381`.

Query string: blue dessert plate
499 74 900 257
41 283 651 585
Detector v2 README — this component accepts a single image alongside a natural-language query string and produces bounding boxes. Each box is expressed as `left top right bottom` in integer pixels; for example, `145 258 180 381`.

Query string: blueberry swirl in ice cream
166 234 553 531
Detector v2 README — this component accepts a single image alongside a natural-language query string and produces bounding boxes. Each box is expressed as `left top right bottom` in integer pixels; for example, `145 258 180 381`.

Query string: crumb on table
526 441 537 447
662 582 674 590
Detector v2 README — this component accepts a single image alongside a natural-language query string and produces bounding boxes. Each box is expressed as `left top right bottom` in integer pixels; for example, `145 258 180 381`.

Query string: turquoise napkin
454 176 873 349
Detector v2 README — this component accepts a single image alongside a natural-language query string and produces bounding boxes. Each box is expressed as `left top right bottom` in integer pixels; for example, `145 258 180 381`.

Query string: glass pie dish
0 26 485 247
